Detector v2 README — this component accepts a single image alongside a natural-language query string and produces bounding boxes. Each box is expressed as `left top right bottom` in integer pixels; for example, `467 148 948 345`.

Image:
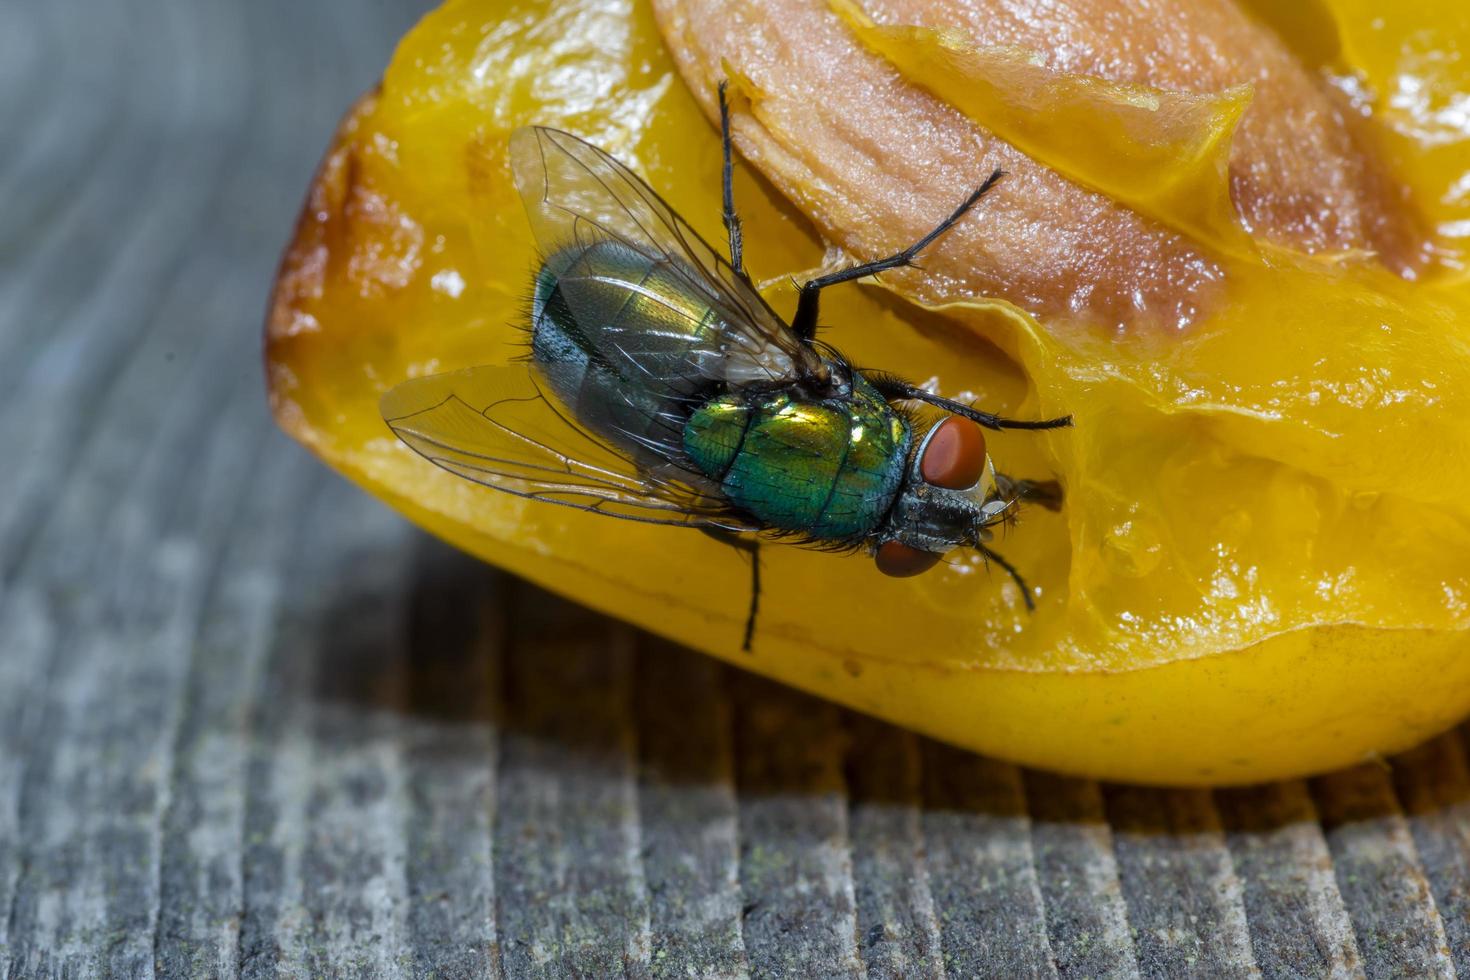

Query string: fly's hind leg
718 80 746 279
702 527 761 652
740 540 761 652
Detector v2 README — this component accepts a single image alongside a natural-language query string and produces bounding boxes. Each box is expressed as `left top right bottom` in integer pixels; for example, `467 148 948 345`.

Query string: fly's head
873 417 1013 577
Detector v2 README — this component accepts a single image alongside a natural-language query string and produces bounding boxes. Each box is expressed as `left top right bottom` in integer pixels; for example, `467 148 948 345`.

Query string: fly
382 83 1071 650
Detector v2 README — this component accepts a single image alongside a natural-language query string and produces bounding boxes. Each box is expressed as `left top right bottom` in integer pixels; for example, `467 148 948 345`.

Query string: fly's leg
702 527 761 652
868 374 1073 431
978 543 1037 612
741 540 761 652
718 80 746 279
789 169 1005 343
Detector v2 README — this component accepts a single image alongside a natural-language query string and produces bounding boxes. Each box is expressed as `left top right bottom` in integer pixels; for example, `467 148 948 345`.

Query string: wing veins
429 457 752 529
537 129 781 353
394 402 660 492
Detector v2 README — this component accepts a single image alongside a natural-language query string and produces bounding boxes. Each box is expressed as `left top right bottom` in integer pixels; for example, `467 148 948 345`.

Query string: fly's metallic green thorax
685 374 911 539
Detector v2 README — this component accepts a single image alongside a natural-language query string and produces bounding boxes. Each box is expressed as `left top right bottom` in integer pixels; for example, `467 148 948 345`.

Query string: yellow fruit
267 0 1470 784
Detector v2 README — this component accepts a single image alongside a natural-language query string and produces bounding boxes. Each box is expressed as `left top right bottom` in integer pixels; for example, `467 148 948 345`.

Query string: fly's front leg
718 81 746 279
868 374 1073 431
978 543 1037 612
789 169 1005 343
702 526 761 652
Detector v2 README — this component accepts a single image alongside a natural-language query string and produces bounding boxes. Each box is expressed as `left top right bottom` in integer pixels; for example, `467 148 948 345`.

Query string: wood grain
2 0 1468 977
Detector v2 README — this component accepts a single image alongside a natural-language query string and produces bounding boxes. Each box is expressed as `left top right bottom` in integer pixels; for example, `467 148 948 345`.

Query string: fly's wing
380 364 759 532
510 126 823 391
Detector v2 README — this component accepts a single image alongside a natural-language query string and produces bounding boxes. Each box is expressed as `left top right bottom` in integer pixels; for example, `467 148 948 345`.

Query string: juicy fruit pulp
267 0 1470 783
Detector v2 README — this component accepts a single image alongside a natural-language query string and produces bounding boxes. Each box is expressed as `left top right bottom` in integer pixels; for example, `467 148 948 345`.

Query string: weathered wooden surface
2 0 1469 976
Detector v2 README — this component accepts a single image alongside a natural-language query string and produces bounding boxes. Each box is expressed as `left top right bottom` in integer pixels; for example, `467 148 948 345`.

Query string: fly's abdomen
532 240 722 393
685 380 911 540
530 239 729 460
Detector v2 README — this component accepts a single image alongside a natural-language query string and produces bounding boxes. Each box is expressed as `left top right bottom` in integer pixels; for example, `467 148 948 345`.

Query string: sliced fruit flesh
267 0 1470 784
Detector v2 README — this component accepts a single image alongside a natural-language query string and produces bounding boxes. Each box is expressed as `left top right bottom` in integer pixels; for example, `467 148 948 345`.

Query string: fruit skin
267 0 1470 785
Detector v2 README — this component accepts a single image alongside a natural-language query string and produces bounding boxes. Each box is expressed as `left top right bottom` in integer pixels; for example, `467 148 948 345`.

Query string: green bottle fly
382 86 1070 649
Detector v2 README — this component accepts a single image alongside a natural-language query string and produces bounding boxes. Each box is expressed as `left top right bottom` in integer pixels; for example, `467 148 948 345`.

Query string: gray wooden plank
1023 771 1140 980
1105 787 1259 979
1311 764 1454 978
1392 734 1470 977
0 20 335 968
159 0 432 968
844 719 943 979
1 0 417 965
0 586 54 965
633 639 748 979
1215 782 1363 978
14 0 1470 971
1 108 305 964
919 744 1056 979
237 484 422 979
493 584 650 978
401 544 503 980
0 0 48 152
0 0 135 228
0 0 248 585
236 492 333 979
297 498 419 979
3 334 272 977
733 674 862 979
153 446 323 978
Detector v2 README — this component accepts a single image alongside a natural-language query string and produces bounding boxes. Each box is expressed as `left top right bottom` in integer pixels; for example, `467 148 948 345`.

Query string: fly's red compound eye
919 417 987 489
875 540 942 577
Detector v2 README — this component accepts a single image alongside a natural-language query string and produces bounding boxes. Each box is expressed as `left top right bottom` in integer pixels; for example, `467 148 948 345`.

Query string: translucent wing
381 364 759 532
510 126 825 392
